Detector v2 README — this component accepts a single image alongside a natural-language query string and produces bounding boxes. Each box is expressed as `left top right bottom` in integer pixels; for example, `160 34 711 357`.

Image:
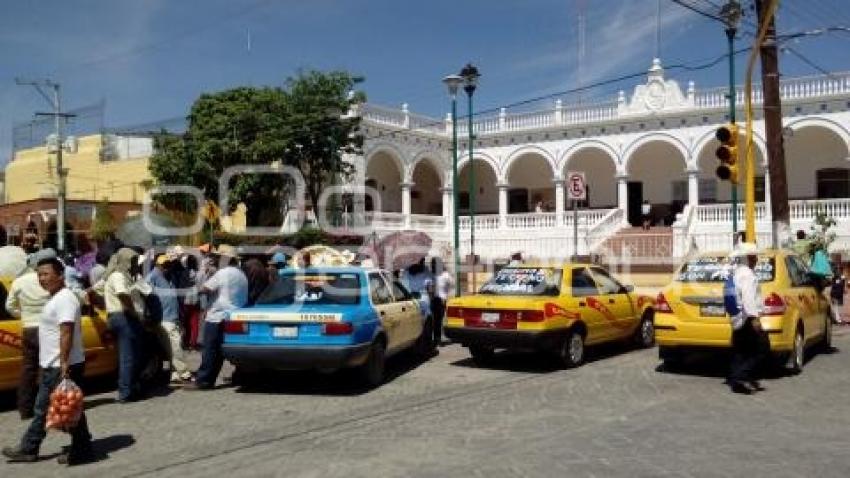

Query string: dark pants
17 327 39 417
20 364 91 455
196 321 225 388
432 297 445 344
729 317 770 383
108 312 142 400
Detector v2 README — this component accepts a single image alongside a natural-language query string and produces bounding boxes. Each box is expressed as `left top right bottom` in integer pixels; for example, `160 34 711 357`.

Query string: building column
616 174 628 213
553 178 565 226
441 186 453 231
400 181 413 229
687 168 700 210
497 182 509 229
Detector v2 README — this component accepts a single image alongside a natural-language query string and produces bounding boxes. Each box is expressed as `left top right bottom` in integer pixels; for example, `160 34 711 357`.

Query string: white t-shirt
436 271 455 300
39 288 85 368
104 272 150 315
732 264 762 330
6 271 50 329
204 266 249 323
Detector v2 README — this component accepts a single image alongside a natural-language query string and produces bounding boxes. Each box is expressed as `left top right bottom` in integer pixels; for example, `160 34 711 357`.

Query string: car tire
358 340 386 388
658 346 684 371
415 316 436 359
786 325 805 375
820 313 833 352
556 330 585 369
469 346 495 367
634 311 655 349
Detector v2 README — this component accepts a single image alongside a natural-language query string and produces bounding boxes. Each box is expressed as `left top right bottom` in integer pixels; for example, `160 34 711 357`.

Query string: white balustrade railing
694 72 850 110
697 198 850 224
363 211 405 228
597 232 678 265
458 214 501 231
410 214 445 230
586 208 626 252
561 208 609 227
505 212 557 229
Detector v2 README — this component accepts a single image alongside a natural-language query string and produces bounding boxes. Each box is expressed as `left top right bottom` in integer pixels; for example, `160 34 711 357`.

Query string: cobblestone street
2 329 850 477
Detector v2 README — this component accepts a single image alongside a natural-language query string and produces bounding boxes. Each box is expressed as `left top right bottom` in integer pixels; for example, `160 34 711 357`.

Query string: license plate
273 326 298 338
481 312 500 323
700 305 726 317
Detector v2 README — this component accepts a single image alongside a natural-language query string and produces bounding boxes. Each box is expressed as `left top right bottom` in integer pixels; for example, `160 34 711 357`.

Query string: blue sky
2 0 849 165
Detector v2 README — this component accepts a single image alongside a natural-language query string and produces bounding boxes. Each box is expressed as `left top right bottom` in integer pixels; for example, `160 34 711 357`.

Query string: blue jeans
20 364 92 454
108 312 142 400
196 321 225 389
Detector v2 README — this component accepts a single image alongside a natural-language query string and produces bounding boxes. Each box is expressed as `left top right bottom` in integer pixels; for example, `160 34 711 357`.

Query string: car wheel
415 316 436 358
634 311 655 349
557 331 585 369
786 326 805 375
469 346 495 366
358 340 386 388
820 313 833 352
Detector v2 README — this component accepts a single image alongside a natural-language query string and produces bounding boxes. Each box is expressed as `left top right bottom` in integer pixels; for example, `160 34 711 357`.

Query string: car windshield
479 267 562 296
257 272 362 305
676 256 776 283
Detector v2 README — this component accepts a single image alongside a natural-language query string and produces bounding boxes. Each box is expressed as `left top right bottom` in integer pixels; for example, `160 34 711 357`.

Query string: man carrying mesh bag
3 257 94 466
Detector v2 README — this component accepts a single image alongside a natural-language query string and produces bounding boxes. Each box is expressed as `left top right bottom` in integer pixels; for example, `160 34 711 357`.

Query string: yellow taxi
0 276 118 392
654 249 832 373
444 264 656 368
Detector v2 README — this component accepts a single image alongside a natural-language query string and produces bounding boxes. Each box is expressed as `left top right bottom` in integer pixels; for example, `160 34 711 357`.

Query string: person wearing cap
147 253 191 383
728 242 769 394
266 252 288 284
5 249 55 419
185 245 248 390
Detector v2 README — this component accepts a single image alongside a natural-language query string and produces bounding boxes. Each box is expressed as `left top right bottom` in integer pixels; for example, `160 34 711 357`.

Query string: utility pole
16 78 73 253
754 0 790 247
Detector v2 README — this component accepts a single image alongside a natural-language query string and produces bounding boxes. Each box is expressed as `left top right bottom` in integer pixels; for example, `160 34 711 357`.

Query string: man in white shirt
3 257 93 465
5 250 53 419
728 242 769 394
433 261 455 346
185 245 248 391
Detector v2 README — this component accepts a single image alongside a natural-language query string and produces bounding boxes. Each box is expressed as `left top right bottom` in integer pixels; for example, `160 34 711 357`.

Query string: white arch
785 117 850 151
364 143 406 181
457 151 500 187
623 132 690 173
502 145 556 182
558 139 620 175
691 127 769 167
409 151 446 184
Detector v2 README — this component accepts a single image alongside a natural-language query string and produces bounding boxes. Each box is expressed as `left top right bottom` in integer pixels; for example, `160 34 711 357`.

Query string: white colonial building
348 59 850 265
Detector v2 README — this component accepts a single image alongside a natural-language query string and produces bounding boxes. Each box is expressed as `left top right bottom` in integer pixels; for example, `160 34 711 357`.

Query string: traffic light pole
726 27 739 243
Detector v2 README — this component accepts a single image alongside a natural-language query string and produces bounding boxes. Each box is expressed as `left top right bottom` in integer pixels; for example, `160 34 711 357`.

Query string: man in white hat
728 242 769 394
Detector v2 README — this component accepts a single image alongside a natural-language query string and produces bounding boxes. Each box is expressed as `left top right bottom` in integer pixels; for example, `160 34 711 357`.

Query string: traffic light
715 124 739 183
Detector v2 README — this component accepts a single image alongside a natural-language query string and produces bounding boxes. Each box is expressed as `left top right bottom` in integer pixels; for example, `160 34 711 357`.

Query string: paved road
2 329 850 477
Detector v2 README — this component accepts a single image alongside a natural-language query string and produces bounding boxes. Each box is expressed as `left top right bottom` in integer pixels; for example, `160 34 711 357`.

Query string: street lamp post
460 63 480 294
721 1 742 243
443 74 463 297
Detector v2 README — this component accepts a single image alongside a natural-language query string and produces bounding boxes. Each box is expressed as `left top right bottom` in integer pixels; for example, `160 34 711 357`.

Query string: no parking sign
567 171 586 201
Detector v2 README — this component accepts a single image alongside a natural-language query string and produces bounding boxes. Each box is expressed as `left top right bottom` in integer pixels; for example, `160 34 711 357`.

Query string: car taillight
518 310 545 322
223 321 247 334
655 293 673 313
446 306 462 318
323 322 354 335
762 293 786 316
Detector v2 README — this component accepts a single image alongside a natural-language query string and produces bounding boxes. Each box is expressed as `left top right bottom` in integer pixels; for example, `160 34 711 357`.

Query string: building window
755 176 765 202
699 179 717 203
817 168 850 198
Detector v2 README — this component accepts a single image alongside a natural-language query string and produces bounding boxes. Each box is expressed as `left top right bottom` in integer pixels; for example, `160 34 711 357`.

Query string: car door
569 267 609 344
368 272 402 353
0 314 23 392
589 267 638 338
785 255 826 342
389 280 423 347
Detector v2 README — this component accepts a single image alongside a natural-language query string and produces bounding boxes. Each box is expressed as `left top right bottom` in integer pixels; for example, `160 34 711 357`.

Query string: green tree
148 71 364 226
90 197 116 241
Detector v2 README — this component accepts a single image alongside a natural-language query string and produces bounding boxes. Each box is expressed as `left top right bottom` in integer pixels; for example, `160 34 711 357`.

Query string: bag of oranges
46 378 84 431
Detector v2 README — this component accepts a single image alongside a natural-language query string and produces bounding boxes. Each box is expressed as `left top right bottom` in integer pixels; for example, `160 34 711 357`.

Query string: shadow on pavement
233 348 436 396
89 434 136 463
449 341 649 373
654 345 838 380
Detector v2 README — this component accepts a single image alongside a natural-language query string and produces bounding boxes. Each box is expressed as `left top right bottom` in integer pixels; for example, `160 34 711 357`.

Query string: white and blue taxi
222 266 435 387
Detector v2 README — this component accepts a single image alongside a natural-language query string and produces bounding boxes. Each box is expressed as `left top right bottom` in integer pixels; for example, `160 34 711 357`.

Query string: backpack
722 273 740 317
143 292 163 325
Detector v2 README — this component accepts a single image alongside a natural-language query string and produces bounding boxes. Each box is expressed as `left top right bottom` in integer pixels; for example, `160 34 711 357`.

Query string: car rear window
676 256 775 283
257 272 362 305
479 267 562 296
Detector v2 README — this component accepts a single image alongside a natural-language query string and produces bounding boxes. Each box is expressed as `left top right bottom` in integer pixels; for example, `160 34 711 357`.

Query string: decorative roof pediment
619 59 694 117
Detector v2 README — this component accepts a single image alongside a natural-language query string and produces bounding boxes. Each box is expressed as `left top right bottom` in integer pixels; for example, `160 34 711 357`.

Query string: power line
669 0 725 23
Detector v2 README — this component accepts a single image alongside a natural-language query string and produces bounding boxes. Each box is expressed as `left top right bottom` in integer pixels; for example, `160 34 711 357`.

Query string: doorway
508 188 529 213
627 181 643 226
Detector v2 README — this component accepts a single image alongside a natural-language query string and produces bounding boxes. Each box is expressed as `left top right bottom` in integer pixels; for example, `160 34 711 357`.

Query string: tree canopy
149 70 365 226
